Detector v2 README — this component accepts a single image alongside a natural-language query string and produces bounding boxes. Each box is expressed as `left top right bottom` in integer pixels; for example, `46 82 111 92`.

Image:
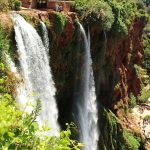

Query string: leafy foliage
0 23 17 68
143 115 150 122
129 94 137 108
105 0 134 36
123 130 140 150
0 63 82 149
143 22 150 73
99 107 143 150
129 64 150 104
0 25 9 62
138 88 150 103
74 0 114 30
0 0 22 11
74 0 149 36
53 12 67 34
14 0 21 11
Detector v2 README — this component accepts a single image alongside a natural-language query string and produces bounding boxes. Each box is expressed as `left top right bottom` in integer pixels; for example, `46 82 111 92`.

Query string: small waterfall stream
40 21 49 53
11 13 60 135
77 23 99 150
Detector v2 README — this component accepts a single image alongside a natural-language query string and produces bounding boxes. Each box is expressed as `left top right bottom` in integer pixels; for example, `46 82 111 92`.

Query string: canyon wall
1 10 147 149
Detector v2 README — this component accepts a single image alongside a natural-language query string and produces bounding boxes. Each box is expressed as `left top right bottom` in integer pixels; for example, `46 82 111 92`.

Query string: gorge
0 0 150 150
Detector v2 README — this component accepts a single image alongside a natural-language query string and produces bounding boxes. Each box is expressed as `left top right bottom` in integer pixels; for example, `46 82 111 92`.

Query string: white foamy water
11 13 60 135
77 23 99 150
40 21 49 53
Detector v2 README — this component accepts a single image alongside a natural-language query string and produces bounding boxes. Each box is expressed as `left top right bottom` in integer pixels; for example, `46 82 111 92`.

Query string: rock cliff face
91 20 146 111
1 10 147 149
15 9 146 125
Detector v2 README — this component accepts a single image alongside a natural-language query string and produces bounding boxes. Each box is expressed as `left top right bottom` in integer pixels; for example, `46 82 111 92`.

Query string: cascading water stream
40 21 49 53
11 13 60 135
77 23 99 150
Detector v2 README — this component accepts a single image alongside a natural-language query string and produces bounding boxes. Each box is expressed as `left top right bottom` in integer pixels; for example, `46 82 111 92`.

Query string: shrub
74 0 148 36
143 44 150 73
53 12 67 34
138 88 150 103
143 23 150 73
0 25 9 62
74 0 114 30
133 64 140 76
129 94 137 108
99 107 142 150
0 0 21 12
0 63 82 149
14 0 22 11
143 115 150 122
123 130 140 150
143 115 150 121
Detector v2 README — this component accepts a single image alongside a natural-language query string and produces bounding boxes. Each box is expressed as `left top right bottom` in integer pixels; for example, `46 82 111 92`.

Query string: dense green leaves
143 23 150 73
0 25 9 62
74 0 114 30
99 107 143 150
123 130 140 150
74 0 149 36
53 12 67 34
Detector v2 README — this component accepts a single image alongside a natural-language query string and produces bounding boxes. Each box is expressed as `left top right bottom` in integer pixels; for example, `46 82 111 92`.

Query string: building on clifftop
21 0 72 12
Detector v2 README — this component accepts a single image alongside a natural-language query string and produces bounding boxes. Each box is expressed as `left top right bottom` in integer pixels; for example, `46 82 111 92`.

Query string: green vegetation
143 115 150 122
0 63 82 150
137 67 150 103
0 1 149 149
123 130 140 150
74 0 114 30
14 0 22 11
129 94 137 108
0 25 9 62
143 23 150 73
138 88 150 103
0 23 17 65
142 0 150 73
99 107 144 150
0 21 81 150
53 12 67 34
74 0 149 36
129 86 150 104
0 0 22 11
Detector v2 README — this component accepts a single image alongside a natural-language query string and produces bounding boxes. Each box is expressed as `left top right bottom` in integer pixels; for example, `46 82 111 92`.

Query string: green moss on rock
53 12 67 34
99 107 144 150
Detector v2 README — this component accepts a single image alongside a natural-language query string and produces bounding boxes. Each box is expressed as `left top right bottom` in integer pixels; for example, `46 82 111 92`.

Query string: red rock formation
110 20 145 108
17 10 146 111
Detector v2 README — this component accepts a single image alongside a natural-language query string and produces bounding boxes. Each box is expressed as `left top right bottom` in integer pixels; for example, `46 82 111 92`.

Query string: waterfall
77 23 99 150
11 13 60 135
40 21 49 53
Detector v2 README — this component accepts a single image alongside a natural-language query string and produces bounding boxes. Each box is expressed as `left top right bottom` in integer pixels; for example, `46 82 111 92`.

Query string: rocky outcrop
2 9 147 149
90 20 146 111
27 10 146 126
15 10 146 112
113 20 145 108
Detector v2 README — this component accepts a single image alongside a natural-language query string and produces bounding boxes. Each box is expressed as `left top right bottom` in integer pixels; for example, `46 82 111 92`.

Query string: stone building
21 0 72 11
21 0 47 8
